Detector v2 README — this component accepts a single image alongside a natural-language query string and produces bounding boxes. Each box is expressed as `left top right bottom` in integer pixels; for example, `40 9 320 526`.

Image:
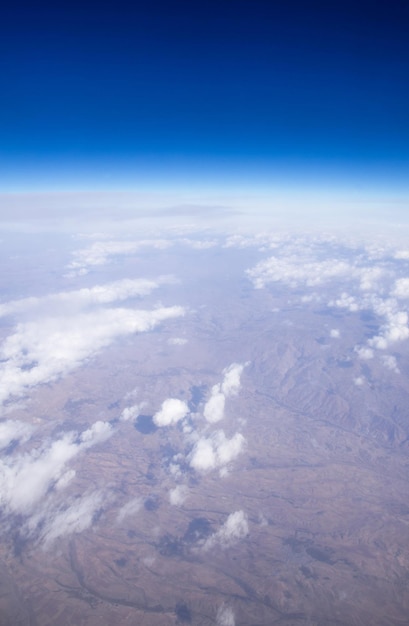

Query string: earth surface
1 226 409 625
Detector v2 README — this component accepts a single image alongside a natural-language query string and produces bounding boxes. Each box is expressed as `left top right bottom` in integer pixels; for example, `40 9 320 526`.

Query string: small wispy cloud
216 604 236 626
116 497 143 523
201 510 248 551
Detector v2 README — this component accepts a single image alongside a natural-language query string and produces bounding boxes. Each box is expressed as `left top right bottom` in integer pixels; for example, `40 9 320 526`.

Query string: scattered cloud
247 255 353 290
0 420 112 516
355 346 374 360
201 510 248 551
169 484 188 506
32 490 106 548
247 239 409 362
216 604 236 626
153 398 189 427
0 420 34 450
330 329 340 338
0 305 185 406
381 354 400 373
120 403 146 422
189 431 245 473
167 337 188 346
67 239 172 275
0 277 172 319
203 363 246 424
116 497 143 523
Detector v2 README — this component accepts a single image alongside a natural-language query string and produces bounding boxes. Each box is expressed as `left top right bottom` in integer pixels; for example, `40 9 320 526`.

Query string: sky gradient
1 0 408 200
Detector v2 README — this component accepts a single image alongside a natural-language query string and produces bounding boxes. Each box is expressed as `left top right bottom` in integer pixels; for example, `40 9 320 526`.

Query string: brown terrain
1 243 409 625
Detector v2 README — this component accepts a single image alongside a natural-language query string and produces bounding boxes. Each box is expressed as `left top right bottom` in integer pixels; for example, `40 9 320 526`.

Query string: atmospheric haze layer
1 0 409 624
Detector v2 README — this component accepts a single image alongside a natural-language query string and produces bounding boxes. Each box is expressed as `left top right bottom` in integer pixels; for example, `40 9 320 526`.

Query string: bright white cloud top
153 398 189 427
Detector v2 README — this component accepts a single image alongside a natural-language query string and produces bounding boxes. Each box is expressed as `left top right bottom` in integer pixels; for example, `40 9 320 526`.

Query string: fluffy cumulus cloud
202 510 248 551
0 305 185 406
216 604 235 626
169 484 188 506
120 403 146 422
203 363 246 424
203 391 226 424
330 328 340 338
153 398 189 427
189 431 245 473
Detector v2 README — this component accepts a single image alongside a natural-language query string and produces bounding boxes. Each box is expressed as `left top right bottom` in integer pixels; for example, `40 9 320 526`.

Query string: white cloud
330 329 340 338
329 292 361 312
116 497 143 523
120 403 146 422
247 255 353 289
34 490 106 548
216 604 235 626
203 390 226 424
167 337 188 346
394 250 409 260
0 305 185 405
355 346 374 360
203 363 246 424
221 363 245 396
169 485 188 506
0 420 113 516
67 239 172 274
202 510 248 551
354 376 365 386
392 278 409 299
153 398 189 427
0 420 34 450
381 355 400 373
368 310 409 350
189 431 245 473
0 277 172 319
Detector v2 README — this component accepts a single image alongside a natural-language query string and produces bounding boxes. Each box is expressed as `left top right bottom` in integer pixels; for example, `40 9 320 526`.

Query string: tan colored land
1 247 409 625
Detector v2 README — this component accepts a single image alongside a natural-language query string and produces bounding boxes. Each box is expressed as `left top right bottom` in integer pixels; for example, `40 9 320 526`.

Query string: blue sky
1 0 408 199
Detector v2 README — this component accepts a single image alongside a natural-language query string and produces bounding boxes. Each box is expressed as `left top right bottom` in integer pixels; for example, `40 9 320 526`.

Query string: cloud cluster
247 255 354 289
189 431 245 472
153 398 189 427
247 238 409 368
203 363 245 424
202 510 248 551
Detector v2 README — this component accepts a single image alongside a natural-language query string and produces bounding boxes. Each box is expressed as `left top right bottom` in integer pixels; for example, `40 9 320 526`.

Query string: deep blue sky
1 0 408 194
